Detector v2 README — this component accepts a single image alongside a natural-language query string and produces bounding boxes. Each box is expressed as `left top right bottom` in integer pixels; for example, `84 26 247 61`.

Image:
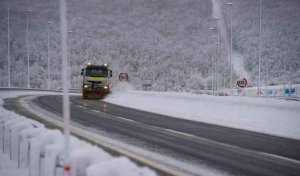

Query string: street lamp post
47 21 52 90
85 37 91 63
239 55 242 77
258 0 262 97
26 9 32 88
225 2 233 95
213 17 220 96
68 31 73 89
219 42 225 96
211 35 215 96
266 61 269 101
238 55 242 96
212 35 217 96
7 6 11 88
223 71 226 96
209 27 216 96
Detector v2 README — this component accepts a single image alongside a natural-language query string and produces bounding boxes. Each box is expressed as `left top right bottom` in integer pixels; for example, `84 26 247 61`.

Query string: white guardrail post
29 130 63 176
0 114 18 152
4 117 25 155
19 128 45 168
11 120 44 165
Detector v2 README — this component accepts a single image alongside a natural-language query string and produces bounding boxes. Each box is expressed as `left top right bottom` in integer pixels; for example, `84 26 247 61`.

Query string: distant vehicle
81 63 112 99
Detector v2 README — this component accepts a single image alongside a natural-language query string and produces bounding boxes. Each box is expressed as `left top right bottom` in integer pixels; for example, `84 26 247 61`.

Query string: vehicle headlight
83 85 89 88
104 85 108 89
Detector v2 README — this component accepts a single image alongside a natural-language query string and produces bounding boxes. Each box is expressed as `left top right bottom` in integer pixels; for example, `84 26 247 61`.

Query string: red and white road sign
119 73 129 82
236 78 248 88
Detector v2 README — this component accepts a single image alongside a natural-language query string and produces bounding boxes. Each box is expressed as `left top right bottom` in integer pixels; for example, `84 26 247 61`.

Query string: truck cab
81 64 112 99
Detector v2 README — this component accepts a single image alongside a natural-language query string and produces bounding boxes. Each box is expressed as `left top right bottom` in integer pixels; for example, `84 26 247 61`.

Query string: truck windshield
86 68 108 77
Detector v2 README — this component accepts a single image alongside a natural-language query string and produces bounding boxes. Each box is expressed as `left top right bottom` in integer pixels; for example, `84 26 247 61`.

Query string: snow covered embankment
0 91 156 176
106 83 300 140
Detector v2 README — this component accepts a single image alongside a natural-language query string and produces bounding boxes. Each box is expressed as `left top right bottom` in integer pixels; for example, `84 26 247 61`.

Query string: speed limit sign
236 78 248 88
119 73 129 82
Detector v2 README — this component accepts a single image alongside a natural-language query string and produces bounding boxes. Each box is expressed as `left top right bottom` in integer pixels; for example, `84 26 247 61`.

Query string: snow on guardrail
0 108 157 176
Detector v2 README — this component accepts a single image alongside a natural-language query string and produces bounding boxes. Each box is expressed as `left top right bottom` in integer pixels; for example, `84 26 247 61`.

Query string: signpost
236 78 248 88
236 78 248 96
119 72 129 82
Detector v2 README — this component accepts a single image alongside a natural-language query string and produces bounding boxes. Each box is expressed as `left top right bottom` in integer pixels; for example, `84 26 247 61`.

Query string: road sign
236 78 248 88
285 88 296 95
119 73 129 82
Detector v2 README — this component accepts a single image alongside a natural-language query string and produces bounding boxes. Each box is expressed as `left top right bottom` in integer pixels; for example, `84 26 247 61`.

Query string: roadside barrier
29 130 63 176
1 113 107 176
4 117 25 154
0 113 65 176
0 114 18 152
19 128 45 168
0 110 157 176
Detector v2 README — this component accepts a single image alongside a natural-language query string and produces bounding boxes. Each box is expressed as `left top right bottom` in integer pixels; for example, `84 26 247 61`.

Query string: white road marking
260 152 300 165
115 116 134 122
164 129 195 138
77 105 86 109
92 109 101 113
85 107 135 123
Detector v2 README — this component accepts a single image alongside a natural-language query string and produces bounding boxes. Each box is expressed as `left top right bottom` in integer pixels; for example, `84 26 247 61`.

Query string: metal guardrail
0 107 158 176
0 87 81 93
0 110 68 176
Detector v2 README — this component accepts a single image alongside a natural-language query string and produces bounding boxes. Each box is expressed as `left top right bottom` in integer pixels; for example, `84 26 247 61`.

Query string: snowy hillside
222 0 300 85
0 0 299 91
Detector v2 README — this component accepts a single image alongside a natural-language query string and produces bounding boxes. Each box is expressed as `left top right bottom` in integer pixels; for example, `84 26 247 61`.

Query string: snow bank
105 90 300 140
0 90 157 176
111 82 136 93
86 157 156 176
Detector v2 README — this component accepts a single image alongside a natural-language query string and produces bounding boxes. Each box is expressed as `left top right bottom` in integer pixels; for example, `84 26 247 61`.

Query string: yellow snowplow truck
81 64 112 99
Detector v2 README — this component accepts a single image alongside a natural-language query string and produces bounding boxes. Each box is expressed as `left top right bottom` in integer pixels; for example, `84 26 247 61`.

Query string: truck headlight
104 85 108 89
83 85 89 89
